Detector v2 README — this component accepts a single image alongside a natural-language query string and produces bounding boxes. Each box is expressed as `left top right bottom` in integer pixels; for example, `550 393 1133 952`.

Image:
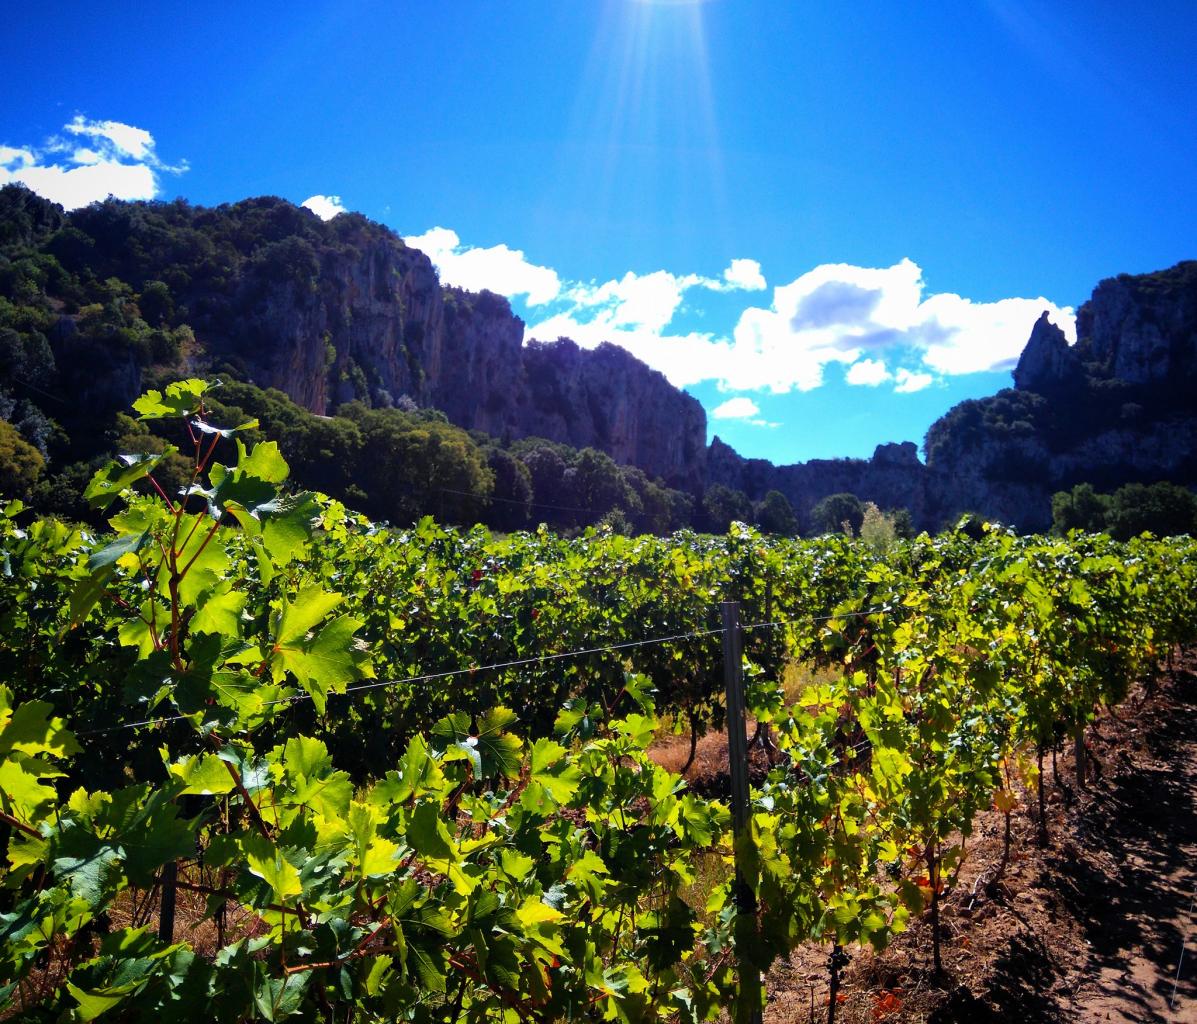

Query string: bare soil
649 653 1197 1023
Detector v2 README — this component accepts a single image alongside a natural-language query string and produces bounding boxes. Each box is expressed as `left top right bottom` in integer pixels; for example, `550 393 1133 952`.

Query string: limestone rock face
1012 312 1082 393
1076 263 1197 385
925 260 1197 530
211 223 707 488
872 441 921 468
515 340 708 489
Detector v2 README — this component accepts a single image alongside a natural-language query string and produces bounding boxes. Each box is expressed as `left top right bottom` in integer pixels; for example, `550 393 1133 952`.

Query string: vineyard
3 379 1197 1023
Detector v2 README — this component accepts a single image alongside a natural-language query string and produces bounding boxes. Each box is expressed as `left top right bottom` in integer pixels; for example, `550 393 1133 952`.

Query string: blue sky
3 1 1196 463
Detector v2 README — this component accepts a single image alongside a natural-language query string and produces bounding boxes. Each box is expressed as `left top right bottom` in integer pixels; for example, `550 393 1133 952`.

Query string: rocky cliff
6 187 1195 533
923 260 1197 530
201 210 707 488
38 195 708 490
713 261 1197 532
1075 262 1197 386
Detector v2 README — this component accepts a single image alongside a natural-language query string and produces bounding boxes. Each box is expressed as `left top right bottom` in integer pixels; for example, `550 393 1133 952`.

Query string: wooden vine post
158 860 177 943
721 600 764 1024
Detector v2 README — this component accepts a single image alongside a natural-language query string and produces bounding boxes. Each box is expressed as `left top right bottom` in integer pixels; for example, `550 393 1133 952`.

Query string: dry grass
780 659 842 706
105 863 268 955
2 862 267 1020
679 850 735 927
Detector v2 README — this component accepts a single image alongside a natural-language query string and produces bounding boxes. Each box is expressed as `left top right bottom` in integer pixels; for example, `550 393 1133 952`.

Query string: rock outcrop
1075 262 1197 386
181 211 707 488
925 260 1197 530
709 437 930 533
1012 312 1082 393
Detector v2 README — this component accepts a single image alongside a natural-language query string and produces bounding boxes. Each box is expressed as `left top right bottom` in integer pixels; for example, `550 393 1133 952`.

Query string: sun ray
551 0 726 269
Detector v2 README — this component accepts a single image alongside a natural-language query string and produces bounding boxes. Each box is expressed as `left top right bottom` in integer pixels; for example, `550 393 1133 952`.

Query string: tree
567 448 632 520
138 280 174 326
701 484 752 534
1051 483 1110 534
1106 482 1197 540
859 502 897 552
667 489 696 532
754 489 798 536
889 507 915 539
620 466 672 535
516 442 572 529
485 447 533 532
811 492 864 535
0 418 43 498
343 406 493 526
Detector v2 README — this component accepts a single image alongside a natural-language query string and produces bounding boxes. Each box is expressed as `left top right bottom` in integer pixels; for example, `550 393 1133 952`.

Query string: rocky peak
1012 311 1081 393
871 441 921 467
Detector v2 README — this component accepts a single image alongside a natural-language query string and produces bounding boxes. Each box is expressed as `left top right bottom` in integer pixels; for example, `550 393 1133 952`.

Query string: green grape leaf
67 983 129 1021
275 614 367 713
282 736 332 779
0 698 81 758
244 836 303 902
237 439 289 483
275 587 343 646
132 379 211 420
190 585 248 637
87 529 150 573
523 738 579 809
168 754 236 796
0 756 61 823
84 454 175 509
432 707 521 780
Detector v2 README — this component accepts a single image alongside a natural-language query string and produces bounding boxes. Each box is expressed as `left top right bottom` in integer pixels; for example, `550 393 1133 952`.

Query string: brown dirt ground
648 652 1197 1024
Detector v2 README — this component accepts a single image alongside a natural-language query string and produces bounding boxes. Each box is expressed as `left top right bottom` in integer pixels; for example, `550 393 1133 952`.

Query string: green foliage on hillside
1052 480 1197 539
701 483 753 533
0 418 42 497
923 388 1051 473
811 492 865 535
753 489 798 536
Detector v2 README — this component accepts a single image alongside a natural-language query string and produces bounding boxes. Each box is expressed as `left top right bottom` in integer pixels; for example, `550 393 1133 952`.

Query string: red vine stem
0 807 41 838
221 759 272 840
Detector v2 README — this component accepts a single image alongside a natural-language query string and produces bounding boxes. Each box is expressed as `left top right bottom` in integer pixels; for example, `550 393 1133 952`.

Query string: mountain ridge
2 184 1195 532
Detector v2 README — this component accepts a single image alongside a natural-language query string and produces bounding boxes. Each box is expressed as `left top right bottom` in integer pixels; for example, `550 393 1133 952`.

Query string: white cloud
0 116 186 210
302 194 348 220
64 117 156 162
528 309 732 387
845 358 891 386
564 269 703 332
402 225 769 326
405 226 1073 400
405 227 562 306
688 258 1074 393
711 397 761 419
721 258 766 291
522 262 779 386
894 368 934 393
915 292 1073 375
0 146 34 167
710 397 780 428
